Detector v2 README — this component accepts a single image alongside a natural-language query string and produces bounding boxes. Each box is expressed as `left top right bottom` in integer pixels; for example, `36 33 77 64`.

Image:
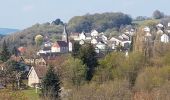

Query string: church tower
62 24 68 44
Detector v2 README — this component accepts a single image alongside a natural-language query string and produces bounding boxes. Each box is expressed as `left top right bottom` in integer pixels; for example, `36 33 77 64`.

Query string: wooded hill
0 12 133 48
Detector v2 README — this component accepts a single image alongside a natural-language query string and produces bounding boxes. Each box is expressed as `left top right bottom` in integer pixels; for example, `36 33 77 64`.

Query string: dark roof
39 52 63 60
96 37 103 42
34 66 48 78
43 46 51 51
56 41 68 47
85 33 91 37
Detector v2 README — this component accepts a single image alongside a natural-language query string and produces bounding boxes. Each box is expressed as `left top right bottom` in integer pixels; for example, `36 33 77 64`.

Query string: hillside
0 23 64 48
0 28 19 35
0 12 134 49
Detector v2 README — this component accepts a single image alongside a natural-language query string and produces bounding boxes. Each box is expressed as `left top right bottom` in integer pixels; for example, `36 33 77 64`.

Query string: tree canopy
68 12 132 33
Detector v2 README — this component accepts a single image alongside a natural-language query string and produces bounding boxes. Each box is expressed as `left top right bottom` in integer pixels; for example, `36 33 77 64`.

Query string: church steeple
62 24 68 43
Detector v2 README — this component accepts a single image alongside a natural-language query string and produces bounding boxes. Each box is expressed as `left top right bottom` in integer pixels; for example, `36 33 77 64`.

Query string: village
0 21 169 87
0 20 170 99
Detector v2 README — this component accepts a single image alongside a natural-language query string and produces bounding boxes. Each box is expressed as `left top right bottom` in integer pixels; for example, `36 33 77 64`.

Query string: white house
79 32 86 40
51 41 68 53
96 42 106 50
70 33 79 41
27 66 47 87
110 37 131 48
91 38 98 44
168 22 170 27
37 46 51 54
161 34 169 43
110 37 124 46
101 34 108 41
44 41 52 47
156 23 164 28
143 27 150 32
91 30 99 37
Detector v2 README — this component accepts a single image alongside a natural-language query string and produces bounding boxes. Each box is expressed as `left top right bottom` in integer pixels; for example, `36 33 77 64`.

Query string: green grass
21 88 40 100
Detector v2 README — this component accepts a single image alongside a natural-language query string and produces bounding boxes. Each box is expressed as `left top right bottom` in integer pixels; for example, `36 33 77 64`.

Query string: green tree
153 10 164 19
78 43 98 81
35 35 43 46
41 66 61 100
0 40 11 62
3 60 26 90
71 41 82 58
63 56 86 86
12 46 19 56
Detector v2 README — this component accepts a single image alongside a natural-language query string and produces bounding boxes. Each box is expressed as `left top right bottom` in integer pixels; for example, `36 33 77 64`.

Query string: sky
0 0 170 29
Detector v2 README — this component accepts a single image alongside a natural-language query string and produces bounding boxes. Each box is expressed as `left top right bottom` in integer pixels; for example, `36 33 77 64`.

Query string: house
70 32 79 40
96 42 106 50
79 32 86 40
85 33 92 40
27 66 47 87
166 23 170 33
37 46 51 54
156 23 164 29
44 41 52 47
109 37 131 49
99 33 108 42
51 41 68 53
143 27 150 32
91 30 99 37
91 38 98 44
161 34 169 43
18 47 26 54
24 57 47 66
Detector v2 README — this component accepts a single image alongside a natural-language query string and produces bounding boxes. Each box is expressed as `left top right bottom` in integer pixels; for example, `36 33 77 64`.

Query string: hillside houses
37 25 73 56
37 25 135 58
143 22 170 43
70 29 133 52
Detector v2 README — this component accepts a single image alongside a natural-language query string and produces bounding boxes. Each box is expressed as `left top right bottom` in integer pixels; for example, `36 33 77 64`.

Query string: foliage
135 66 170 91
41 66 61 100
0 40 11 62
94 52 144 87
68 80 132 100
0 23 63 48
52 19 64 25
71 41 82 58
153 10 164 19
0 89 27 100
78 43 98 81
63 56 86 86
35 35 43 46
68 12 132 33
2 60 26 90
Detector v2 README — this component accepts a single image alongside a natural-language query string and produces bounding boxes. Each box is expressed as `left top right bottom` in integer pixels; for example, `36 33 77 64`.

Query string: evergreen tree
130 36 134 52
41 66 61 100
72 41 81 58
79 43 98 81
12 46 19 56
0 40 11 62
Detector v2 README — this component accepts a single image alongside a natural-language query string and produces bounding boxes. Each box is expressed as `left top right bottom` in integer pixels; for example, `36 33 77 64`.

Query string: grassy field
21 88 40 100
0 88 40 100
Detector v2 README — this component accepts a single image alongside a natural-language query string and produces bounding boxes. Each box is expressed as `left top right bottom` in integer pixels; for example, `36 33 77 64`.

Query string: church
37 25 72 57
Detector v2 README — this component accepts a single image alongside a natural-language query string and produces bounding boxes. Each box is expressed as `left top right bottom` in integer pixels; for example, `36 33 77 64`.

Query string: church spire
62 24 68 43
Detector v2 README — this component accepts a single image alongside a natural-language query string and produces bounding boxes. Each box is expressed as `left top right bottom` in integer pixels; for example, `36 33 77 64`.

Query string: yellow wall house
27 66 47 87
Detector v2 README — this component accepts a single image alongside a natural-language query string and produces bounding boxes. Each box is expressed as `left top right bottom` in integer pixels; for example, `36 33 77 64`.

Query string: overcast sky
0 0 170 29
